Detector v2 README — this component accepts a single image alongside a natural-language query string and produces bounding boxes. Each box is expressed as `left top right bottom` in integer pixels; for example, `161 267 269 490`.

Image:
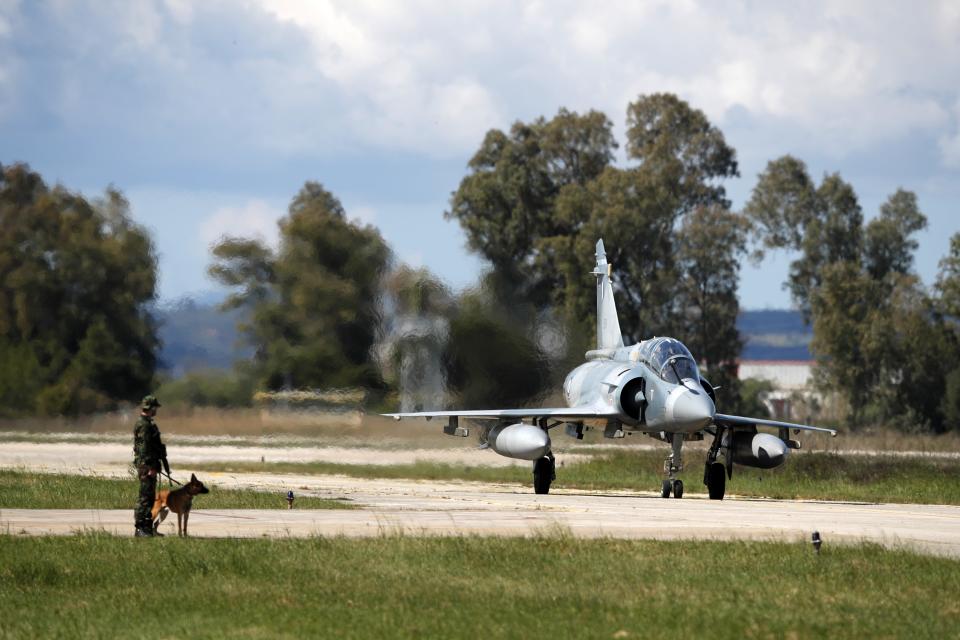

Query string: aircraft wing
714 413 838 436
384 407 618 421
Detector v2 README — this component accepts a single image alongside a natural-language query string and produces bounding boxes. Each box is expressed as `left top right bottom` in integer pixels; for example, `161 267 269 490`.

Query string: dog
151 473 210 537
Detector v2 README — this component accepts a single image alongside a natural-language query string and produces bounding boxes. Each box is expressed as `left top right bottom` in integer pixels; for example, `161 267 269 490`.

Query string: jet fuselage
563 337 716 433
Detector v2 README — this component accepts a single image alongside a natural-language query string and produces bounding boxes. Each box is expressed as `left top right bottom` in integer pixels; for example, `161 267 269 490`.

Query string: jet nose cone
669 388 715 430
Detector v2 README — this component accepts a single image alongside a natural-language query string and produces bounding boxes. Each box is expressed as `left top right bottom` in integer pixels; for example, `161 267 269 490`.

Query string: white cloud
200 200 282 249
0 0 19 119
0 0 17 38
163 0 193 24
257 0 506 155
5 0 960 166
940 100 960 169
241 0 960 163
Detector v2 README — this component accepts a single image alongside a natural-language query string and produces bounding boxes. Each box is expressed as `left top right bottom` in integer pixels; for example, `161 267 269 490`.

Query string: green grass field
0 470 356 510
0 534 957 639
192 449 960 504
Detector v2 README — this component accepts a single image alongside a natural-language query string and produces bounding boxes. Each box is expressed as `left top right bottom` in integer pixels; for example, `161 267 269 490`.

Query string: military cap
141 395 162 409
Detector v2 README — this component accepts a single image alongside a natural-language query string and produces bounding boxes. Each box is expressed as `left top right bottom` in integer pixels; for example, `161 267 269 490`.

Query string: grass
0 470 356 510
191 449 960 504
0 534 957 639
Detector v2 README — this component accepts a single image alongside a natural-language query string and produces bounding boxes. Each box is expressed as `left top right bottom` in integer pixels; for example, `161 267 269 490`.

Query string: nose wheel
661 479 683 498
661 433 685 498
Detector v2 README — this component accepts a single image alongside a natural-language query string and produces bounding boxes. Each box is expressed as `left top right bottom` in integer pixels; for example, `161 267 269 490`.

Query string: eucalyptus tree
0 163 159 415
209 182 390 391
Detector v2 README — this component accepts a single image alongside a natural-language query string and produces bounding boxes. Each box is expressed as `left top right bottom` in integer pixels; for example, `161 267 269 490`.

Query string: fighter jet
385 239 836 500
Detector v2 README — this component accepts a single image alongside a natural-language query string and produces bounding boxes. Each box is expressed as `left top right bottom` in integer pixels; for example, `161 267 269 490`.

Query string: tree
209 182 390 391
446 108 616 285
737 378 774 419
451 95 740 340
553 95 739 343
744 159 863 320
944 368 960 432
550 166 681 342
445 95 744 407
742 155 818 256
788 174 864 320
935 233 960 431
876 278 948 431
747 158 949 429
442 284 550 409
625 92 739 213
864 189 927 283
0 163 159 415
935 233 960 320
809 262 877 424
675 205 749 404
807 200 946 430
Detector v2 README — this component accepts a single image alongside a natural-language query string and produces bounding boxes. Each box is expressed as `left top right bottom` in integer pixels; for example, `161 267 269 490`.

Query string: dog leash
159 471 183 487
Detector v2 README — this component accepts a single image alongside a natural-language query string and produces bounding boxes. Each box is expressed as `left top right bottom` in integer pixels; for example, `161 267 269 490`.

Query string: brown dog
151 473 210 537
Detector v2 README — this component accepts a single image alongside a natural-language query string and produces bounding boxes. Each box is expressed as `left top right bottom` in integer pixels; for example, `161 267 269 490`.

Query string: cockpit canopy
638 337 700 384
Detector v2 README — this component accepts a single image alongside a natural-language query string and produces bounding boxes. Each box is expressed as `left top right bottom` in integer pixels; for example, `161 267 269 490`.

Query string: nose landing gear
661 433 684 498
661 478 684 498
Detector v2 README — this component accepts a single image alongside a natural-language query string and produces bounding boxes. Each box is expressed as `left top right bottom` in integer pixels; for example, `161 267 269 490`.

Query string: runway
4 441 960 556
4 471 960 557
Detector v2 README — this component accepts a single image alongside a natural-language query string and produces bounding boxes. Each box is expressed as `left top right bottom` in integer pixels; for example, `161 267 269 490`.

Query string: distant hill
155 297 251 377
738 309 811 361
154 301 811 377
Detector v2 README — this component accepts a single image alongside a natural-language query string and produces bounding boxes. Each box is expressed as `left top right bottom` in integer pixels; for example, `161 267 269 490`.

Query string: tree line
0 163 157 416
746 158 960 430
2 93 959 430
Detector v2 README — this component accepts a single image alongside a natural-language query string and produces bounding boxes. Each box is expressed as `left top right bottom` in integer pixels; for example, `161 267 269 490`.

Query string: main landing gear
703 427 727 500
661 433 684 498
533 453 556 494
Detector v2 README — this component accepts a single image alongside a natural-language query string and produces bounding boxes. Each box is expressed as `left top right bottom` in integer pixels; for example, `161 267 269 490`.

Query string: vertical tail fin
592 239 624 350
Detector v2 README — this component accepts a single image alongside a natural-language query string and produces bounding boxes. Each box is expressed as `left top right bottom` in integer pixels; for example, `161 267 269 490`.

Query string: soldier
133 395 170 537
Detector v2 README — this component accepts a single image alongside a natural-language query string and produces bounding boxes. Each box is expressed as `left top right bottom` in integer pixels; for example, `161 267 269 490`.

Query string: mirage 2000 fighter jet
386 240 837 500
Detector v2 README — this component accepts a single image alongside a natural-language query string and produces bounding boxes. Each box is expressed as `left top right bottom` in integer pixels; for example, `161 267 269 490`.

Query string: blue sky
2 0 958 309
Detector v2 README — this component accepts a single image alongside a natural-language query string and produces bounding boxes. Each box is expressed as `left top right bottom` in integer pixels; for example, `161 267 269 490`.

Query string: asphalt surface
3 442 960 556
2 469 960 557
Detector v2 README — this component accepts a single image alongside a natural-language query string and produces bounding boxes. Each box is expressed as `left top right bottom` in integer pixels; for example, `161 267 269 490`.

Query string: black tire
661 479 672 498
672 479 684 499
533 457 553 495
707 462 726 500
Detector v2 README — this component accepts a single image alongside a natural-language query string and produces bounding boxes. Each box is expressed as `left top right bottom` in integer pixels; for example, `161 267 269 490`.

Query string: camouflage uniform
133 395 167 534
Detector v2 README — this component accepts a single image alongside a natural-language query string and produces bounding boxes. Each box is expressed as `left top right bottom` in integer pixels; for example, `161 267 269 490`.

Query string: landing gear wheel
533 457 554 495
706 462 726 500
661 479 672 498
672 479 684 499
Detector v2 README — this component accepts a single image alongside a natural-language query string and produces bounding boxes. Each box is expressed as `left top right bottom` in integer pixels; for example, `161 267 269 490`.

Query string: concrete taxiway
3 441 960 557
3 471 960 557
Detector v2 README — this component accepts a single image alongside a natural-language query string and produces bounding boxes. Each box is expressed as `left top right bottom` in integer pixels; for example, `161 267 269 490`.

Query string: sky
1 0 958 309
